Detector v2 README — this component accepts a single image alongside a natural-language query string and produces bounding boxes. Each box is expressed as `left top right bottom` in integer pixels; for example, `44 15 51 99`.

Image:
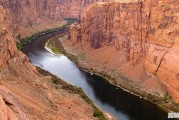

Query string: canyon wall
144 0 179 103
0 0 178 119
0 0 111 38
0 0 107 119
69 0 179 103
0 0 110 72
0 5 15 68
1 0 64 38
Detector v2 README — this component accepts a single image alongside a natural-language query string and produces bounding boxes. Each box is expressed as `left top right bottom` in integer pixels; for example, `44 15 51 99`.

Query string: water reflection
22 31 168 120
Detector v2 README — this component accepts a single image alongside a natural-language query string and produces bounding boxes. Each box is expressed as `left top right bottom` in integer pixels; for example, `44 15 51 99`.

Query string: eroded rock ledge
66 0 179 103
0 0 108 119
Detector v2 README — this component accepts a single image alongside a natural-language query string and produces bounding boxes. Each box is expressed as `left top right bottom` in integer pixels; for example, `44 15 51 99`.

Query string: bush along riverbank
18 18 108 120
45 39 62 55
36 67 107 120
16 18 78 50
47 34 179 114
73 56 179 113
44 31 69 55
64 50 179 113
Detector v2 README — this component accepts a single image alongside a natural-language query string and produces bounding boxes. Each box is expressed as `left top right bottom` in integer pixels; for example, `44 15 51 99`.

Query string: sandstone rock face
0 5 16 67
0 0 105 119
2 0 71 25
71 1 147 61
69 1 179 102
0 86 27 120
1 0 65 38
0 0 178 119
0 0 108 67
144 0 179 102
0 0 110 38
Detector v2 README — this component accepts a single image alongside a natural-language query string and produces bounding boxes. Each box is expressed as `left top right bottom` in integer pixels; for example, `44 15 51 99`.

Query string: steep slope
1 0 111 38
0 4 16 69
65 0 179 103
0 0 107 119
1 0 66 38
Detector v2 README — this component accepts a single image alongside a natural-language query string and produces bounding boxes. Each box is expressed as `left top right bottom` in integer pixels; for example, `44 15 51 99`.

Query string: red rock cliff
0 0 109 71
0 0 106 119
1 0 111 38
69 0 179 103
0 4 16 68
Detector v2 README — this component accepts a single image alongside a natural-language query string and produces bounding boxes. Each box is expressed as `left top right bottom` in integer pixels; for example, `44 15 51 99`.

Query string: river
22 29 168 120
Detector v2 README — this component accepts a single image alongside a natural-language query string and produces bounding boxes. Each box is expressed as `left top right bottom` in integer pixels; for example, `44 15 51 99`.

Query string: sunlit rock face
69 0 179 103
0 0 179 119
1 0 109 27
0 0 101 65
144 0 179 103
0 0 113 38
0 0 111 75
0 0 109 119
0 4 16 67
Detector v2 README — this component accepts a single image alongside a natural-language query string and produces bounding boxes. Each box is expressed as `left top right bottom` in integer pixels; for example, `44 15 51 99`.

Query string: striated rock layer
68 0 179 103
0 0 107 119
0 0 112 38
0 0 113 74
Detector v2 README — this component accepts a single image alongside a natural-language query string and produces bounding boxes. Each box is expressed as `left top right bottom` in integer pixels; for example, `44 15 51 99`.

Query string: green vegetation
55 38 179 113
16 18 76 50
64 18 79 23
46 40 62 54
36 67 107 120
164 93 173 103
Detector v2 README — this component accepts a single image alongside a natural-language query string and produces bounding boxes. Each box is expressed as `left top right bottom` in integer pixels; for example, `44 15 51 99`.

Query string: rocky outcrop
0 0 113 68
0 51 97 120
70 1 145 61
0 86 27 120
143 0 179 102
68 0 179 103
0 0 111 38
1 0 65 38
0 0 106 119
0 0 116 72
0 0 178 118
0 5 16 67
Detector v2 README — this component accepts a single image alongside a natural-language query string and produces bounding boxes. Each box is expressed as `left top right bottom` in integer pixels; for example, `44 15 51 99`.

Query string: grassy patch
46 40 62 54
64 18 79 23
164 95 173 103
36 67 107 120
47 39 79 65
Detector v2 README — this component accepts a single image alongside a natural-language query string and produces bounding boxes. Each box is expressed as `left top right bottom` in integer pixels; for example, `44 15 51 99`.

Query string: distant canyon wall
1 0 110 38
69 0 179 102
2 0 96 26
0 0 105 66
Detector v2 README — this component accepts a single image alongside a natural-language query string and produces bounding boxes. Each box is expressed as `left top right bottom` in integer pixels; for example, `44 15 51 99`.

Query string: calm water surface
22 31 168 120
